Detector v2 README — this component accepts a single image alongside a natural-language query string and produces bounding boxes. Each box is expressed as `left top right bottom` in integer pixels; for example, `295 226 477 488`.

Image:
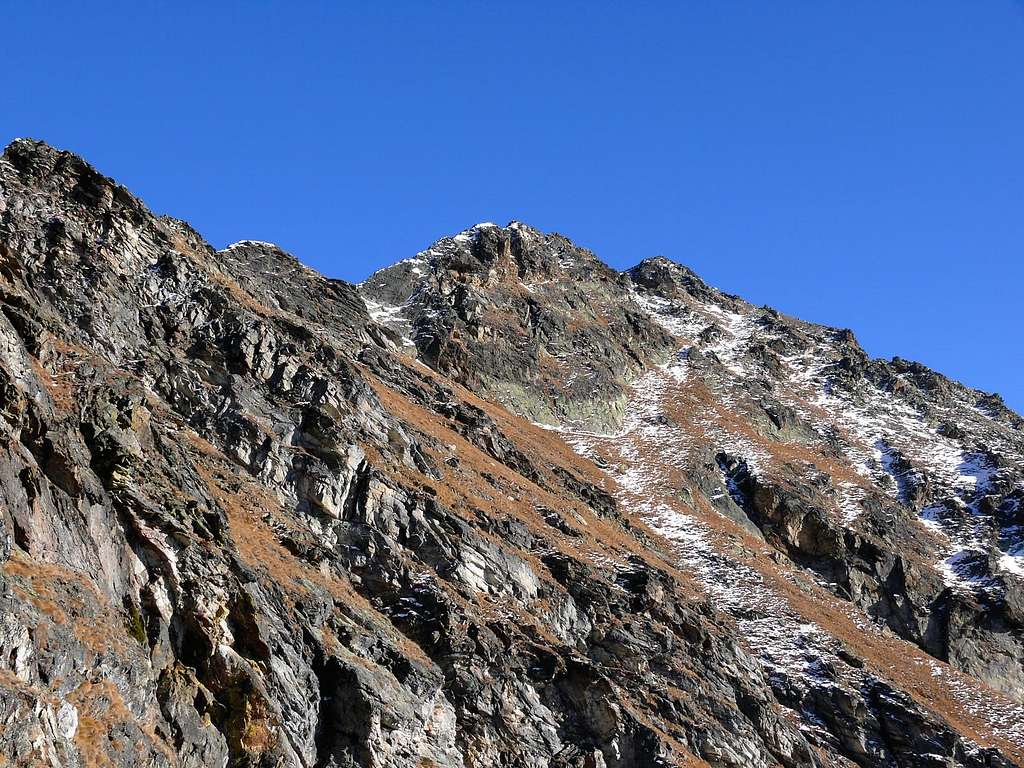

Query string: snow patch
223 239 279 251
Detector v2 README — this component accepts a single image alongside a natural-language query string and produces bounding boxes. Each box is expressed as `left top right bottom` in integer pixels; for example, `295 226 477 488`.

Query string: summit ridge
0 140 1022 768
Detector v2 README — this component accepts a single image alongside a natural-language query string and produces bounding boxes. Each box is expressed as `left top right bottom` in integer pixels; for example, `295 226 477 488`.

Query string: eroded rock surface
360 222 676 432
0 141 1021 767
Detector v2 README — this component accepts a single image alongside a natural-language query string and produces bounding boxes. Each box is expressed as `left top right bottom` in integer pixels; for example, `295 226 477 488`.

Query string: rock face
620 257 1024 698
360 222 676 432
0 140 1022 768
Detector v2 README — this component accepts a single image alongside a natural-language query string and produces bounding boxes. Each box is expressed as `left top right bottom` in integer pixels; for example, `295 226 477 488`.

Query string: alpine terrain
1 139 1022 768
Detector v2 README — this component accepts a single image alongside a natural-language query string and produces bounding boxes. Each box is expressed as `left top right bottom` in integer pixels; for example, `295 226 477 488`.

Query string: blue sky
4 3 1023 410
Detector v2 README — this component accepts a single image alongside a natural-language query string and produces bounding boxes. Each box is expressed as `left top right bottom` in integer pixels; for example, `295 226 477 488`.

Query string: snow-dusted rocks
368 222 1024 762
359 222 677 433
1 140 1022 767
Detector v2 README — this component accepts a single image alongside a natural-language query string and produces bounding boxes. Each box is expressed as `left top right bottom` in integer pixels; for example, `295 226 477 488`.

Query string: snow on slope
632 279 1024 591
546 280 1024 749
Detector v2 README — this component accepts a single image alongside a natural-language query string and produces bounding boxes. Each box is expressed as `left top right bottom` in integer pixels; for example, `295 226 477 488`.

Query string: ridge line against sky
4 2 1022 410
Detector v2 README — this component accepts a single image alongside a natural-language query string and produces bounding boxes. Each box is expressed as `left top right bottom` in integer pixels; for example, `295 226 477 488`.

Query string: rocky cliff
1 140 1022 768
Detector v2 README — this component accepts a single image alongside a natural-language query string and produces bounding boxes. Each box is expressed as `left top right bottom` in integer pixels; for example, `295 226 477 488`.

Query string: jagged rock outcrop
0 140 1021 768
619 255 1024 702
365 229 1024 705
360 222 676 432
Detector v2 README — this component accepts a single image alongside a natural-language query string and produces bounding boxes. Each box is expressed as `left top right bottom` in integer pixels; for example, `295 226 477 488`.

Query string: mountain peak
3 137 91 179
628 255 717 302
4 142 1024 768
2 137 147 229
359 223 675 430
3 136 52 157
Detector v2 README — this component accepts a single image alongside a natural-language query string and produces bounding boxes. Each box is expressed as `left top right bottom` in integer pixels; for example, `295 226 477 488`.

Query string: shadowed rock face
359 221 677 433
0 140 1022 768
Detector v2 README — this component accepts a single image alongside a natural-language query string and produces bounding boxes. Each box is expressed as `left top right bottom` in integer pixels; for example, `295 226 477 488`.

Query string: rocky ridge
359 221 677 432
362 226 1024 703
0 140 1021 767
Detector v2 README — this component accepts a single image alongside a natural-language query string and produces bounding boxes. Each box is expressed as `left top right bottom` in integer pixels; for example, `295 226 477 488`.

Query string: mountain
0 139 1021 768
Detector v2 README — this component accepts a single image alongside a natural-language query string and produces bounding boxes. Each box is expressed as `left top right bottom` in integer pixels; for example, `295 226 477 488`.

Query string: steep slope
359 222 676 432
363 223 1024 762
0 140 1020 768
622 258 1024 698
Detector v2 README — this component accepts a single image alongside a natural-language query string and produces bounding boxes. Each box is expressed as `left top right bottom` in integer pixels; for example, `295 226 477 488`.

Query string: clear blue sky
5 3 1023 410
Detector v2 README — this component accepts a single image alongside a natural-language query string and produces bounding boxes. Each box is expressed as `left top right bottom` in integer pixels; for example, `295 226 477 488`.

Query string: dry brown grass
28 354 77 414
70 679 134 767
2 552 130 656
195 457 435 666
364 365 657 571
473 362 1024 763
614 454 1024 764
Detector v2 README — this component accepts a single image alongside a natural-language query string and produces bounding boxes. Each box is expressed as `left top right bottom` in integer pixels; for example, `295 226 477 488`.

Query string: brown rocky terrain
1 140 1022 767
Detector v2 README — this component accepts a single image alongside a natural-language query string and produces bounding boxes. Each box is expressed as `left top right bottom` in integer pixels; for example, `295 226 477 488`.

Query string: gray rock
0 139 1020 768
